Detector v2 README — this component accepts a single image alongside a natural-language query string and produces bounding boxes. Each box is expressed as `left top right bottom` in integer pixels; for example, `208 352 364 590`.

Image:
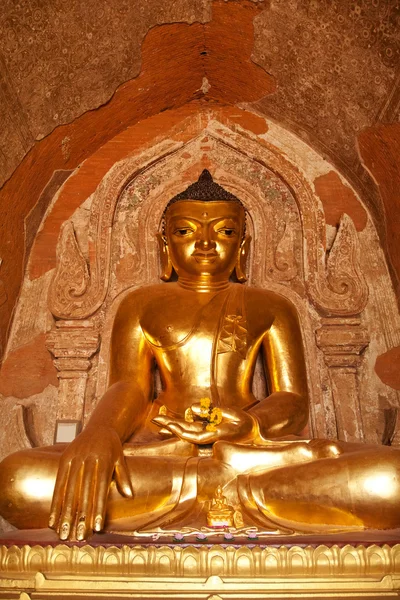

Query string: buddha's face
165 200 246 280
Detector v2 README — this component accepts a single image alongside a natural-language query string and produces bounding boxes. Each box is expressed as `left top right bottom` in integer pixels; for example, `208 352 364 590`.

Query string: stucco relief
48 122 368 321
1 114 399 480
46 119 373 446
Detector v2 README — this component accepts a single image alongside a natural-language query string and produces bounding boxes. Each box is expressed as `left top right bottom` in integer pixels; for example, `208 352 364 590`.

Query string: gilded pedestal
1 531 400 599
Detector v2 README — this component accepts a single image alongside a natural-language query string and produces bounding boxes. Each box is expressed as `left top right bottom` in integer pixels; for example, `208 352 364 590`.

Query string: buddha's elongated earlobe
156 233 173 281
235 236 251 283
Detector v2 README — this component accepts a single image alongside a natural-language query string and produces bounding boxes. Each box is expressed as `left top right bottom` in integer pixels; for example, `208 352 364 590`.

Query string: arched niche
49 120 367 320
2 108 400 459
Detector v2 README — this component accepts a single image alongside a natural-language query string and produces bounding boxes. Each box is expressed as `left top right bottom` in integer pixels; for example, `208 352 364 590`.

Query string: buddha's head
158 170 250 287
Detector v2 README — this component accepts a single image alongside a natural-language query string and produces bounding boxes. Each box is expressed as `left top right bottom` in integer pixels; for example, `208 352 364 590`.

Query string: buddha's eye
174 228 194 236
218 228 236 237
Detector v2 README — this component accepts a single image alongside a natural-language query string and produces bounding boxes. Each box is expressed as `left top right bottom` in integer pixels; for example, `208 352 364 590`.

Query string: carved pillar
316 318 369 442
46 320 100 424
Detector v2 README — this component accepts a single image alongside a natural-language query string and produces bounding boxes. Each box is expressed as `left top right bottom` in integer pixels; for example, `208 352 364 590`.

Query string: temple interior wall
1 1 399 367
0 105 399 497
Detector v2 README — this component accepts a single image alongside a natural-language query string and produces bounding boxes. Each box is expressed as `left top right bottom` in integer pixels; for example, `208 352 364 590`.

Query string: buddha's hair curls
162 169 246 239
166 169 243 206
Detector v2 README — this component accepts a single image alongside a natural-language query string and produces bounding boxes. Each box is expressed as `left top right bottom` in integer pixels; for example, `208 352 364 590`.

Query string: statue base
1 529 400 599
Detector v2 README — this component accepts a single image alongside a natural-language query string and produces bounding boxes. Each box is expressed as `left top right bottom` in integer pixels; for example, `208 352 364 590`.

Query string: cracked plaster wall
0 0 399 366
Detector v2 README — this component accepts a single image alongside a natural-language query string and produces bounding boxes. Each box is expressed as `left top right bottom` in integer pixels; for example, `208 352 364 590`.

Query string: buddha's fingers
57 460 84 541
92 464 114 533
153 415 203 433
73 459 98 541
190 404 203 417
161 422 199 444
190 403 248 426
166 422 215 444
49 460 71 530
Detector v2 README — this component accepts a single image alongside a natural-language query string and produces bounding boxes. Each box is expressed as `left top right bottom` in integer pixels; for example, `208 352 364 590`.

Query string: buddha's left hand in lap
152 404 255 445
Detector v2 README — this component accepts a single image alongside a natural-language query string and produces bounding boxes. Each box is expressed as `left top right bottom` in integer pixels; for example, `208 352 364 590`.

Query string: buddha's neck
177 276 231 293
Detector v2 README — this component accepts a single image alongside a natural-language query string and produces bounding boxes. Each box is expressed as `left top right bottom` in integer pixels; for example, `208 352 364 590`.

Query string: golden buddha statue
207 485 235 528
1 170 400 542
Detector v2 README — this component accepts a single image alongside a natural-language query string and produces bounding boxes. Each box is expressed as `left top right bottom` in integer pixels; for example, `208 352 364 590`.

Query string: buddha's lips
193 251 218 263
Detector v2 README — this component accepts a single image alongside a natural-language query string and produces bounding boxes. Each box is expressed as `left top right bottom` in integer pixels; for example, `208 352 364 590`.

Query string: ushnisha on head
157 170 250 288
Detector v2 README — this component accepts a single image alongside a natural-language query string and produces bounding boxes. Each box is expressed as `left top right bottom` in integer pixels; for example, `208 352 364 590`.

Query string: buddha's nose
196 235 216 251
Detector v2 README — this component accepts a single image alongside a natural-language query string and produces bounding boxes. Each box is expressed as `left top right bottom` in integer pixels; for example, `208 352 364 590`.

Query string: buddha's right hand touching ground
48 425 133 541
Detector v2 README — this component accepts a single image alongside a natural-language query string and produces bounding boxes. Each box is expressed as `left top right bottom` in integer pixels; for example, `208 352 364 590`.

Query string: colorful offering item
199 398 223 432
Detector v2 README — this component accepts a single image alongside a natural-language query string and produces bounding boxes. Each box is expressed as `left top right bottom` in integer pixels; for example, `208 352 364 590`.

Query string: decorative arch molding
48 138 181 320
2 107 400 476
40 114 376 444
48 118 368 321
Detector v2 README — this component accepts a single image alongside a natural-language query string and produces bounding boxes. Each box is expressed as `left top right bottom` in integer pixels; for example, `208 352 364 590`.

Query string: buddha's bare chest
139 288 269 359
140 295 222 349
